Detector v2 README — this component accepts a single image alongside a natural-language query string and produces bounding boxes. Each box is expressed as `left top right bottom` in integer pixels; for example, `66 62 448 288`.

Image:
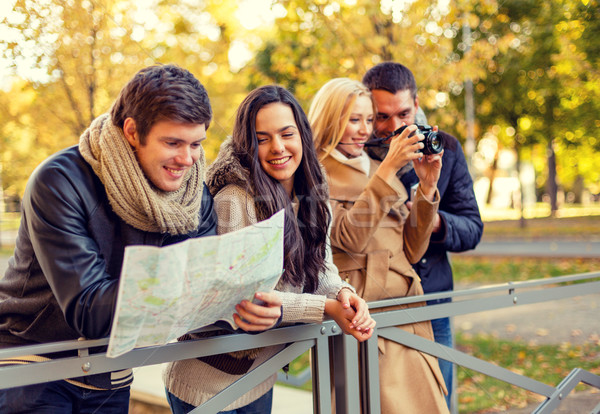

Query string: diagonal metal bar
191 340 314 414
378 326 557 397
532 369 600 414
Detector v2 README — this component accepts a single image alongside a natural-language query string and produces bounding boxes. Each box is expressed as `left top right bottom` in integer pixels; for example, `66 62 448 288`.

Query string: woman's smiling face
336 95 374 159
255 102 303 197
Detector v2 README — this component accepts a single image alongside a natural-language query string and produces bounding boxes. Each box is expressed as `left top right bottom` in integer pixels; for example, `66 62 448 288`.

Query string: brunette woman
164 85 375 414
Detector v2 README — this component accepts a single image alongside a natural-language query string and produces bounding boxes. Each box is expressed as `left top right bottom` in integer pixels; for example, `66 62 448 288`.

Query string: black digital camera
394 125 443 155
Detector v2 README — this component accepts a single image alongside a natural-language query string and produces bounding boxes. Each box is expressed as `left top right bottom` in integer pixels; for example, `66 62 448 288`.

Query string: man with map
0 64 217 412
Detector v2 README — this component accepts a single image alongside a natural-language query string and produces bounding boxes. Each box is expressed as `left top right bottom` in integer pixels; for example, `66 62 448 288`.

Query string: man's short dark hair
111 64 212 143
362 62 417 100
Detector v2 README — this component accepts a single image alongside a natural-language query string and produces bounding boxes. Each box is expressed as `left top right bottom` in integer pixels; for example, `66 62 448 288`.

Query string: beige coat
322 154 449 414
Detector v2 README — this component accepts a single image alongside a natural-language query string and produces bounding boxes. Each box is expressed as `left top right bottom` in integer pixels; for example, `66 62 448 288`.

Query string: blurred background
1 2 599 412
0 0 599 224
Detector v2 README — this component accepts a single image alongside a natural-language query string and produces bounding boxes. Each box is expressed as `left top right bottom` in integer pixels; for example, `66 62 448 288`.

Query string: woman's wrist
324 298 336 316
376 160 407 185
418 183 437 201
336 286 354 300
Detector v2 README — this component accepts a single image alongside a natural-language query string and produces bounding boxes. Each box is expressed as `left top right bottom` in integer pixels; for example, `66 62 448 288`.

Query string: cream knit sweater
163 184 351 410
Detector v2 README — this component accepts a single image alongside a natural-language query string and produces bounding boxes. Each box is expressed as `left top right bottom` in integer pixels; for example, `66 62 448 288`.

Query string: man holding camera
363 62 483 408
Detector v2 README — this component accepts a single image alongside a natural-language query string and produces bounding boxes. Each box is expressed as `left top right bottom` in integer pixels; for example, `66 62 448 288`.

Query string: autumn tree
465 0 600 215
246 0 470 128
0 0 259 198
1 0 156 197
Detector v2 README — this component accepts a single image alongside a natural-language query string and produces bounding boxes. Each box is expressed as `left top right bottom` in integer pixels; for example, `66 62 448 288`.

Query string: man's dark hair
362 62 418 100
111 64 212 143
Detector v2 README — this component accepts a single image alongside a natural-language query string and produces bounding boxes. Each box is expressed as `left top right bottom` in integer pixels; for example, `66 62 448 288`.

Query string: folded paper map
107 209 285 358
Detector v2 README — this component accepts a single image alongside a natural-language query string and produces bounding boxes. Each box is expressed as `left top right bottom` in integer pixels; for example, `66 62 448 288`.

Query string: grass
282 326 600 413
448 222 600 412
278 255 600 411
283 352 312 392
0 212 20 254
456 333 600 413
0 247 14 256
480 212 600 241
480 203 600 223
452 256 600 285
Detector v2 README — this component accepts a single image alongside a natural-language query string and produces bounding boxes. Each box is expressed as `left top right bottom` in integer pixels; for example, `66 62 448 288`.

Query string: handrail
1 272 599 413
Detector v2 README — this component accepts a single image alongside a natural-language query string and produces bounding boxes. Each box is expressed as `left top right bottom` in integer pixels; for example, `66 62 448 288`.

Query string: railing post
362 331 381 414
312 334 333 414
331 332 361 413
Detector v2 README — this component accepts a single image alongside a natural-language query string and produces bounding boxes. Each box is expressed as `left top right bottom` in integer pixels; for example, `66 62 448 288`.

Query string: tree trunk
515 141 526 228
546 139 558 216
486 149 499 205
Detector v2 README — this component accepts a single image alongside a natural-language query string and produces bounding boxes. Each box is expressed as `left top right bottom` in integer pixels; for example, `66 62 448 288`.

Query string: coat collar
206 137 251 197
321 155 380 202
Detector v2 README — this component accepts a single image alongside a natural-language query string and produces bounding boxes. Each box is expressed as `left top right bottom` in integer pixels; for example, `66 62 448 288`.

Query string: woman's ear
122 117 138 147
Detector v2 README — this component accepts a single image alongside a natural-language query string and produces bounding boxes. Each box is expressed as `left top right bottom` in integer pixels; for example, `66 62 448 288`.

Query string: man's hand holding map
107 210 285 358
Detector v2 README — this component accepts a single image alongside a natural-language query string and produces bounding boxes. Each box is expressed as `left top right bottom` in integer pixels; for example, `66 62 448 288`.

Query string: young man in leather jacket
363 62 484 409
0 64 217 412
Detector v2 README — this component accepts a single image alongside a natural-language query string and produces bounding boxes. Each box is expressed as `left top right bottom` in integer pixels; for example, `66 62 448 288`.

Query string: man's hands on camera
233 291 282 332
375 122 443 202
413 124 443 202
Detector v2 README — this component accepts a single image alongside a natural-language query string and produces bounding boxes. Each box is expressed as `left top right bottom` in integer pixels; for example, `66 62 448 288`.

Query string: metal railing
1 271 599 413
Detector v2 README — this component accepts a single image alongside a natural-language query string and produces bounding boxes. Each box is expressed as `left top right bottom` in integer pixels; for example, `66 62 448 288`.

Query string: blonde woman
308 78 448 414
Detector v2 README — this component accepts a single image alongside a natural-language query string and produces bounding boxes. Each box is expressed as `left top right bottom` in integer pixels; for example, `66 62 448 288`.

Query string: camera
393 124 443 155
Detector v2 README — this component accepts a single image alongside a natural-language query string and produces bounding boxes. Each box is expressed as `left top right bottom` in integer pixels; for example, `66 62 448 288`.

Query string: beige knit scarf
79 113 204 235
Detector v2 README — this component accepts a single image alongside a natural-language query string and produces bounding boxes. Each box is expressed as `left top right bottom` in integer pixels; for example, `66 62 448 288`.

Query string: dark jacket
400 131 483 295
370 131 483 296
0 145 217 348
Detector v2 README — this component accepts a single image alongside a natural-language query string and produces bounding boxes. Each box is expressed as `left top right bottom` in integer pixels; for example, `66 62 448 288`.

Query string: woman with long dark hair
163 85 375 414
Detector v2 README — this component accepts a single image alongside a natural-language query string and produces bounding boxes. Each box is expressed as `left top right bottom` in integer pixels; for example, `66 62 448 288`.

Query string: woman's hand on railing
233 291 283 332
337 288 374 331
326 292 376 342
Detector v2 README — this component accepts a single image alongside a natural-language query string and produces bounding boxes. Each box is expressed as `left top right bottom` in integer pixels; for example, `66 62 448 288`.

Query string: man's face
124 118 206 192
371 89 418 139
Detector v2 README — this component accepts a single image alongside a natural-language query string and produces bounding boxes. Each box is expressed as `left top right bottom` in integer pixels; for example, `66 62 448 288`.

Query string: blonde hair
308 78 375 161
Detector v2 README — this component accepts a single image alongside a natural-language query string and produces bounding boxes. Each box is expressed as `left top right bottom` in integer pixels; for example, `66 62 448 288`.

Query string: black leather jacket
0 145 217 348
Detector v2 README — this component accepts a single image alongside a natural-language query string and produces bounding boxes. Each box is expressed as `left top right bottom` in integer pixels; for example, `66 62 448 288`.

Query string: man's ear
122 118 138 147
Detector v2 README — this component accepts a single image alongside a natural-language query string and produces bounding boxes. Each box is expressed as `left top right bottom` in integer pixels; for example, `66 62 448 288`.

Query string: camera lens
423 131 443 155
